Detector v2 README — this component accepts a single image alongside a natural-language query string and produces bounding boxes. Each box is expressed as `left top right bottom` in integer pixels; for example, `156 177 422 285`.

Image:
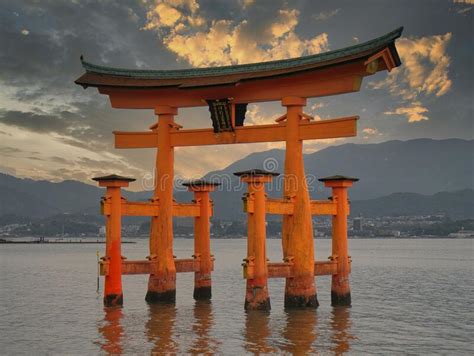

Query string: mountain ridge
1 138 472 220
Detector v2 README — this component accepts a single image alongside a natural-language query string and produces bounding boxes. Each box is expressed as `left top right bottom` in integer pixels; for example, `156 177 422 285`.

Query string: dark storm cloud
0 0 179 136
1 0 173 85
0 145 40 157
198 0 289 42
0 146 24 155
0 110 70 133
50 156 70 164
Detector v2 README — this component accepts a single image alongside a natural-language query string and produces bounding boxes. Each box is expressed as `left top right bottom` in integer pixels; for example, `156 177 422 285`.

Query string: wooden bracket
101 198 203 217
99 257 214 276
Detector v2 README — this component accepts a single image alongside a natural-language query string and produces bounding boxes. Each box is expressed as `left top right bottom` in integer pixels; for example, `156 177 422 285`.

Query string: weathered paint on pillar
236 169 277 311
320 175 358 306
93 174 135 307
183 180 220 300
146 106 178 304
281 96 318 308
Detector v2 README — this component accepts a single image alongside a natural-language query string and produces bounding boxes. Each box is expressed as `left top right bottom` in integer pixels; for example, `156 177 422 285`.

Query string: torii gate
77 27 403 309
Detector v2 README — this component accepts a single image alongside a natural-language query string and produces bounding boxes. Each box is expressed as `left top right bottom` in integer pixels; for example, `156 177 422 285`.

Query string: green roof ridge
80 27 403 79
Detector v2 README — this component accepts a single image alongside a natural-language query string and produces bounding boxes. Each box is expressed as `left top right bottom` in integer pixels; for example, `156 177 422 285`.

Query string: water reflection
280 309 318 354
146 304 178 354
189 301 220 354
330 307 355 355
98 307 124 354
244 310 276 354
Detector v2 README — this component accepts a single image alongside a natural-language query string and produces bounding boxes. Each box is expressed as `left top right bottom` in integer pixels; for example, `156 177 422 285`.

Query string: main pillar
319 175 358 306
93 174 135 307
183 180 220 300
146 106 178 303
235 169 278 310
281 96 318 308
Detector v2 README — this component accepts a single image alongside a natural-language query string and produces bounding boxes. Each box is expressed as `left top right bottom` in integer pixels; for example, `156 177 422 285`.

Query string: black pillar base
104 293 123 307
331 291 351 306
284 293 319 309
145 289 176 304
245 297 271 311
193 286 212 300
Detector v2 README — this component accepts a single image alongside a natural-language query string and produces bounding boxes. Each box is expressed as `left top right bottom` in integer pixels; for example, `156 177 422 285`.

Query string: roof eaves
78 27 403 80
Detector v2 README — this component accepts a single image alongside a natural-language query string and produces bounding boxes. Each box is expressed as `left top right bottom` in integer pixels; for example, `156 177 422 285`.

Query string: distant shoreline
1 236 471 244
0 239 135 244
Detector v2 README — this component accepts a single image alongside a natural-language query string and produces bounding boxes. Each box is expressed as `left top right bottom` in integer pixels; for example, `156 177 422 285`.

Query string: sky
0 0 472 190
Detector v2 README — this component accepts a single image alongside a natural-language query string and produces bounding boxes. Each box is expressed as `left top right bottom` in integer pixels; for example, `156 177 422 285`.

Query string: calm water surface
0 239 473 354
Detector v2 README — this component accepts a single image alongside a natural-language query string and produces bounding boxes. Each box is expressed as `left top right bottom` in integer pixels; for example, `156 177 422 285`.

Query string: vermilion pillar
146 106 178 303
183 180 220 300
235 169 278 311
93 174 135 307
319 175 358 306
281 96 318 308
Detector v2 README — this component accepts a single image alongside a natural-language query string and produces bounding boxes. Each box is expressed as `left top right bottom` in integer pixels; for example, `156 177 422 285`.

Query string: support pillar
319 175 358 306
281 96 318 308
146 106 178 304
93 174 135 307
235 169 278 311
183 180 220 300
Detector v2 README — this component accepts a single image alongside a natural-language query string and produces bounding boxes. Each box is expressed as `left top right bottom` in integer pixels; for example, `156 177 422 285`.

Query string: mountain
350 189 474 220
0 138 472 221
0 173 149 219
194 138 473 218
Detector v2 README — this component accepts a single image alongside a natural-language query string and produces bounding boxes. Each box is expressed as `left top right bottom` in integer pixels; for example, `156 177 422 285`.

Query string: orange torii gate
77 27 403 308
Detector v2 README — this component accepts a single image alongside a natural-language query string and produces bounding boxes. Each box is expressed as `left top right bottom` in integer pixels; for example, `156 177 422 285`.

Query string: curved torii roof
74 27 403 108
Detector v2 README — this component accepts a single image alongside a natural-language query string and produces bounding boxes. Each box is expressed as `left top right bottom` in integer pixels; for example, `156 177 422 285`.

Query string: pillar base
284 276 319 309
245 297 271 311
146 273 176 304
245 285 271 311
145 289 176 304
284 293 319 309
331 291 351 306
104 293 123 307
193 286 212 300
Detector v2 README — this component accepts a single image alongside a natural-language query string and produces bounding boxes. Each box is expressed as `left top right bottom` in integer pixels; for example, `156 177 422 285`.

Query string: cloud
384 103 429 123
270 9 298 37
0 110 70 133
456 7 472 13
361 127 383 139
451 0 473 13
246 104 279 125
308 102 327 121
370 33 452 99
303 138 345 154
143 2 329 67
0 122 145 183
369 33 452 122
142 0 201 31
240 0 255 8
362 127 379 135
312 8 340 21
0 0 168 182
